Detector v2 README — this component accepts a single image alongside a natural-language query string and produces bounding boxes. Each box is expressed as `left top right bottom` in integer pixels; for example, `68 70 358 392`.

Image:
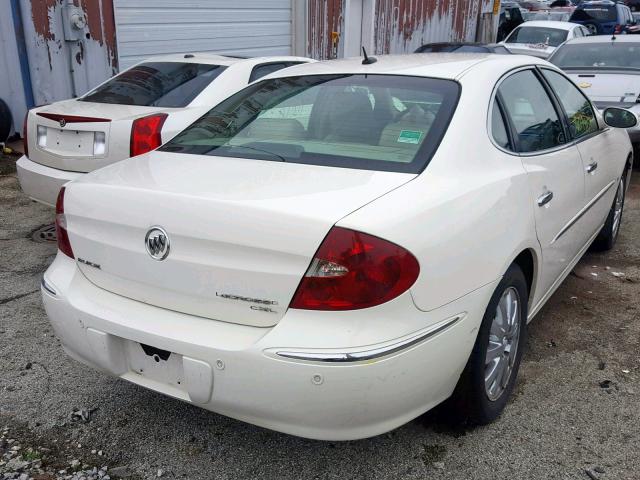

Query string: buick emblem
145 226 170 260
59 118 66 127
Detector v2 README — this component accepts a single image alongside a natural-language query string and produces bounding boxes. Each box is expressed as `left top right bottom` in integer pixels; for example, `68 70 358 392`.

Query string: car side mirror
603 107 638 129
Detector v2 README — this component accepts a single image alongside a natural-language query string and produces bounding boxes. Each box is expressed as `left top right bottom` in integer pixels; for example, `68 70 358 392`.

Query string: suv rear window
570 5 617 22
162 74 460 174
80 62 227 107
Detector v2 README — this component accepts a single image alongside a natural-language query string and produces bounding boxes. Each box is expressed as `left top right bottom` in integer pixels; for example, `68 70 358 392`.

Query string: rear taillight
55 187 74 258
614 24 622 34
289 227 420 311
130 113 168 157
22 112 28 157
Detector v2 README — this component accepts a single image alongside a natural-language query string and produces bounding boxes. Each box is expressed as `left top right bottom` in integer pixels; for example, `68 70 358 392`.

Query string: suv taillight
22 112 29 157
130 113 168 157
55 187 74 258
289 227 420 311
614 24 622 34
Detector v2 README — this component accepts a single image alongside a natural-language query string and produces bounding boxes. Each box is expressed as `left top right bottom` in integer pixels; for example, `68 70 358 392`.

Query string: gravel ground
1 160 639 480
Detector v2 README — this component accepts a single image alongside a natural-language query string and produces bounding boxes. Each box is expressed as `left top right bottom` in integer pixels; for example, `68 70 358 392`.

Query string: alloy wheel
485 287 522 401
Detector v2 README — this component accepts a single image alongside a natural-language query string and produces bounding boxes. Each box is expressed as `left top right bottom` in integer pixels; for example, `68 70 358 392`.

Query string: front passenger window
498 70 566 153
542 69 598 139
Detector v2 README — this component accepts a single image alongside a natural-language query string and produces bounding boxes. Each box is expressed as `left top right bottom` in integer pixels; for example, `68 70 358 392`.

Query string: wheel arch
505 247 540 311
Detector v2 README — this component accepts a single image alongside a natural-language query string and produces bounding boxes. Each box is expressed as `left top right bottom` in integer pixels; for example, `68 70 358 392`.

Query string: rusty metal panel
307 0 344 60
373 0 488 54
0 4 30 133
20 0 118 105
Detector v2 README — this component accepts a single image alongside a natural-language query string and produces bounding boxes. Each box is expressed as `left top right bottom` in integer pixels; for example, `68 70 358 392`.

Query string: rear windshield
550 43 640 69
161 74 460 174
80 62 227 107
570 6 617 22
416 44 489 53
506 26 568 47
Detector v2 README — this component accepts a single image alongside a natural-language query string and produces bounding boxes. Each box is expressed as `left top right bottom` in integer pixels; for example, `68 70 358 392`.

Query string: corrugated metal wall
114 0 294 69
374 0 483 53
306 0 344 60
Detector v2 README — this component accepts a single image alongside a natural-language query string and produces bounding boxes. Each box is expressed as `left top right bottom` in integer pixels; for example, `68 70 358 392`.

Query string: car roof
562 34 640 44
516 20 580 30
134 54 312 67
265 53 547 81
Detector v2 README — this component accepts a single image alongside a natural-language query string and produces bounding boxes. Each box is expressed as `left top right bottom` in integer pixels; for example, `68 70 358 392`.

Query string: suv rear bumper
16 156 82 206
42 253 494 440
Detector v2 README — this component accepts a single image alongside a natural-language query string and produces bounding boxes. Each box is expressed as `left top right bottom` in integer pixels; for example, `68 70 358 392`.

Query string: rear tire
450 264 528 424
584 23 599 35
591 170 626 251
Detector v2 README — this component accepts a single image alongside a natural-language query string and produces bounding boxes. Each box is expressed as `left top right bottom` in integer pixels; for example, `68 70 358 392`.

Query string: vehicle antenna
362 47 377 65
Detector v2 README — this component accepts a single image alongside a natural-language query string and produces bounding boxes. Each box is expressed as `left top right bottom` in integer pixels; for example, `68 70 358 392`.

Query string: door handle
537 190 554 207
586 161 598 173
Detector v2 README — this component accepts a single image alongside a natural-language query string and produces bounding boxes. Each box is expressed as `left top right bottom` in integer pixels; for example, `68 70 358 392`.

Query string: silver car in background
549 35 640 154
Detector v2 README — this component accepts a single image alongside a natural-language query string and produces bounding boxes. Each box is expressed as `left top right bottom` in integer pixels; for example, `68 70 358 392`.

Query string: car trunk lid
504 43 556 58
564 71 640 104
28 100 174 173
64 151 415 327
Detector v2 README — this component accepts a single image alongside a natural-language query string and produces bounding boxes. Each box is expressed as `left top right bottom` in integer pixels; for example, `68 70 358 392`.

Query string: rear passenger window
249 62 303 82
542 69 598 139
491 99 511 150
498 70 566 153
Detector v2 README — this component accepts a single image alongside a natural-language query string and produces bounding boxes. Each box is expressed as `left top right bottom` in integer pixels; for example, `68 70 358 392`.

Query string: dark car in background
498 4 526 41
569 0 636 34
414 42 511 54
625 0 640 12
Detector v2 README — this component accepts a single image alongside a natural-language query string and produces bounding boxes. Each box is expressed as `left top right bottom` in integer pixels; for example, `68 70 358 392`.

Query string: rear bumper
42 253 496 440
16 156 83 206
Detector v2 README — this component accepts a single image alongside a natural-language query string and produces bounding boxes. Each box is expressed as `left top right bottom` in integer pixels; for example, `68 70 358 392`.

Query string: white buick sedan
17 54 312 206
42 54 636 440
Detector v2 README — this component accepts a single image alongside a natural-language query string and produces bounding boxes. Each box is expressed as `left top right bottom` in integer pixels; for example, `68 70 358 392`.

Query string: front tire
592 170 626 251
451 263 528 424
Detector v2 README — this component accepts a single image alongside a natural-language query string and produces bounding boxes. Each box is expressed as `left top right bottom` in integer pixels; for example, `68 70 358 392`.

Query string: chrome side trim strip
273 315 463 363
41 277 57 296
551 179 616 244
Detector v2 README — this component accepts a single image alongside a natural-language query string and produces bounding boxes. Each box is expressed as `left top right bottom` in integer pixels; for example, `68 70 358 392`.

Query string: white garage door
114 0 293 69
